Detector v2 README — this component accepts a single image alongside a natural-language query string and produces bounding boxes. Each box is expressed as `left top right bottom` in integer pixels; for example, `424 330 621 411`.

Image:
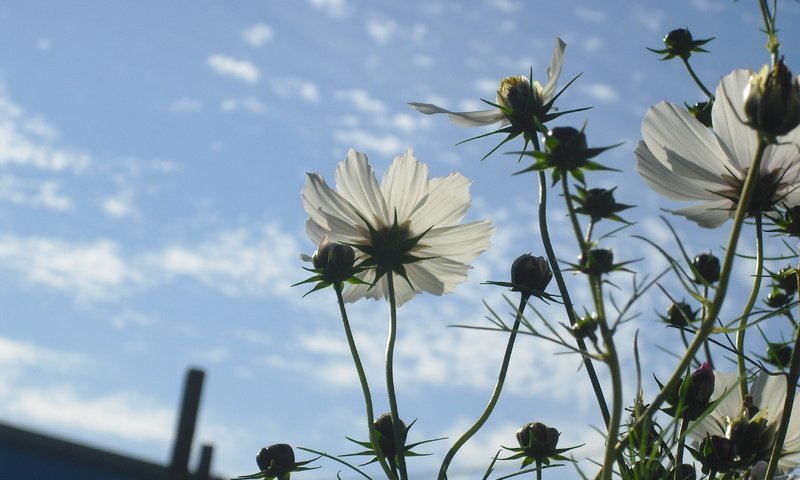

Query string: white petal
381 149 430 223
540 37 567 101
408 173 472 229
407 102 506 127
405 263 445 296
713 69 760 172
412 256 471 293
302 173 367 240
752 371 787 425
642 102 734 184
672 200 733 228
417 221 494 264
634 141 720 201
335 149 390 228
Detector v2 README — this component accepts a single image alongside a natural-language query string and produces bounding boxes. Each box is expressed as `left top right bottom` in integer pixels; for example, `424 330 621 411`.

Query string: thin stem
335 284 397 480
536 171 611 426
385 273 408 480
674 417 689 468
437 296 527 480
614 138 769 456
764 245 800 479
682 57 714 100
735 214 765 399
536 459 543 480
702 284 714 369
594 277 622 480
560 175 589 253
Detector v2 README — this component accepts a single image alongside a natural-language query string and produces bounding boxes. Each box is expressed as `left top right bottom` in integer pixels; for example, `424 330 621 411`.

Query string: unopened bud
579 248 614 276
766 342 792 369
744 58 800 137
511 254 553 296
693 253 720 284
695 435 737 474
515 422 560 461
256 443 296 479
312 240 356 283
666 301 696 327
546 127 589 172
374 413 406 460
688 101 713 128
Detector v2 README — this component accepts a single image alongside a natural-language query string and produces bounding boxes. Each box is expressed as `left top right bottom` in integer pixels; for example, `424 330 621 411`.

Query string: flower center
718 168 783 217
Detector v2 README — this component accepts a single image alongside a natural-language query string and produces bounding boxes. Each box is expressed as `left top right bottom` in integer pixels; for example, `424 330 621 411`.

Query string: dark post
167 368 205 480
196 444 214 480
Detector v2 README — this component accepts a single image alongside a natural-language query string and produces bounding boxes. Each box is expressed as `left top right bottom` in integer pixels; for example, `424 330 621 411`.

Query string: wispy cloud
334 89 387 115
220 97 266 114
102 189 138 219
0 176 73 211
270 78 320 103
241 24 274 46
309 0 349 17
366 18 397 44
0 91 90 172
332 129 404 156
166 97 203 114
578 83 619 103
206 54 260 84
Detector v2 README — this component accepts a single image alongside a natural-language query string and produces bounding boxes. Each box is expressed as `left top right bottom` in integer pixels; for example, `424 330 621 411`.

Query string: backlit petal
540 37 566 101
335 149 390 228
381 149 430 222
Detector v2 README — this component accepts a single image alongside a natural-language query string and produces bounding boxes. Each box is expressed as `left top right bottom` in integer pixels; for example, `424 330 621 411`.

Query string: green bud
374 413 406 460
312 240 356 284
765 342 792 369
775 266 799 292
776 206 800 237
765 289 791 308
648 28 713 60
665 301 696 327
688 100 713 128
571 313 599 341
546 127 589 172
511 254 553 296
572 186 632 223
728 415 770 464
256 444 296 479
692 253 720 284
744 58 800 137
694 435 737 474
670 463 696 480
515 422 560 461
578 248 614 276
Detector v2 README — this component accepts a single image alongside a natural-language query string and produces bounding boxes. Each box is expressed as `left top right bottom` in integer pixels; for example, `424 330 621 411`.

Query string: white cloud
102 189 137 219
270 78 321 103
579 83 619 103
3 386 173 443
574 6 608 22
631 6 665 33
334 89 386 115
309 0 349 17
485 0 521 12
366 18 397 44
167 97 203 114
0 94 90 172
241 24 273 46
0 336 86 373
220 97 266 114
37 37 51 51
0 176 73 211
332 129 404 156
206 54 260 84
0 236 130 301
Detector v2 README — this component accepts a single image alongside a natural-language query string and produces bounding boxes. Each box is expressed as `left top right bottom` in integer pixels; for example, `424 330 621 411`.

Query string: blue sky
1 1 800 479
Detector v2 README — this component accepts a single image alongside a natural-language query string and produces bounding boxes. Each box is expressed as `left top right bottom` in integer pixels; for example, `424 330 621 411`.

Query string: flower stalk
385 272 408 480
734 214 765 399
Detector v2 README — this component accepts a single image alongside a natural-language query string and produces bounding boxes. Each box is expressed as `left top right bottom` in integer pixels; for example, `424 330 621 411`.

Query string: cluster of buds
763 266 798 310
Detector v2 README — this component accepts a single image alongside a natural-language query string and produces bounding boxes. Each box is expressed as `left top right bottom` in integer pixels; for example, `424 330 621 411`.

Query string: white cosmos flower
408 37 566 128
302 149 494 306
688 370 800 474
635 69 800 228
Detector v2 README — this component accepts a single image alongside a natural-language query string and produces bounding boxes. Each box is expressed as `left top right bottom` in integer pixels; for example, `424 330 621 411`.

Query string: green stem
764 247 800 479
674 417 689 468
437 296 527 480
614 138 769 456
593 277 623 480
535 459 542 480
536 172 611 426
702 285 714 369
735 214 765 399
385 273 408 480
682 57 714 100
560 175 589 253
334 284 396 480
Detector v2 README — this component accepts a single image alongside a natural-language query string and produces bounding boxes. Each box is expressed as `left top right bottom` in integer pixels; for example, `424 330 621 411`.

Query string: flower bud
765 342 792 369
546 127 589 172
578 248 614 276
662 362 714 420
765 289 790 308
515 422 560 461
572 187 632 223
689 362 715 406
511 254 553 296
692 253 720 284
778 206 800 237
688 100 713 128
571 313 599 341
256 443 296 479
670 463 696 480
312 240 356 283
665 301 696 327
744 58 800 137
776 266 799 293
728 415 770 464
663 29 698 59
374 413 406 460
694 435 737 474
